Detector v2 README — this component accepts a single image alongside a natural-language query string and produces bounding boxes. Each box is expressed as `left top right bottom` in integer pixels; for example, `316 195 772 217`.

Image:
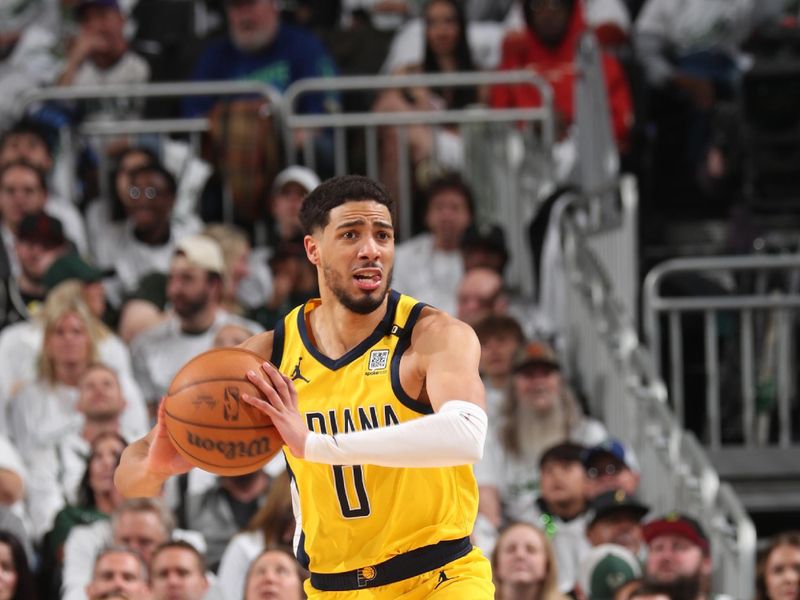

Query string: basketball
163 347 284 476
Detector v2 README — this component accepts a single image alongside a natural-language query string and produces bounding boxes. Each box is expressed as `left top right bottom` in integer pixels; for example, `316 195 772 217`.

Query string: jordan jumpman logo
434 570 457 589
291 357 310 383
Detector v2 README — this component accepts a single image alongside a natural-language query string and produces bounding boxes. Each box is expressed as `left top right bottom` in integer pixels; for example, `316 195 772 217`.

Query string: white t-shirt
392 233 463 315
217 529 265 600
130 310 263 404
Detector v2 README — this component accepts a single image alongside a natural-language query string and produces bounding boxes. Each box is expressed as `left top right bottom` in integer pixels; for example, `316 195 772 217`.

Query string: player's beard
322 261 393 315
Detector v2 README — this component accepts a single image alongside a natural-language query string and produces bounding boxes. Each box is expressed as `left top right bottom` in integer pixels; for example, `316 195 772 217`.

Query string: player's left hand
243 362 310 458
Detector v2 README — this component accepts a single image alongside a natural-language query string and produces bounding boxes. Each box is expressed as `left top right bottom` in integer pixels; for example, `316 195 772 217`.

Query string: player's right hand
146 398 193 477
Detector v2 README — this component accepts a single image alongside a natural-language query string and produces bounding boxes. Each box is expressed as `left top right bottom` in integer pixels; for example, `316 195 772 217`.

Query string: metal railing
643 254 800 449
560 191 757 598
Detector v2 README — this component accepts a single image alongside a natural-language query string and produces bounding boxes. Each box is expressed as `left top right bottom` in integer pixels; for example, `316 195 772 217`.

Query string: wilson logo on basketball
186 431 272 459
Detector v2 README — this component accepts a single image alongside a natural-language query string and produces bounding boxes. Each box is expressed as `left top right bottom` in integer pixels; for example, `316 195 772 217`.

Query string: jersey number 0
333 464 371 518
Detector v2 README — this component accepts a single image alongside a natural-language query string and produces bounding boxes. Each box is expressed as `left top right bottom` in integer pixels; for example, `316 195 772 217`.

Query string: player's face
0 542 18 600
308 200 394 315
46 312 91 368
587 511 643 555
150 548 208 600
494 524 548 586
245 551 303 600
86 552 147 600
88 435 125 498
0 166 47 232
113 511 168 564
765 544 800 600
79 367 124 418
646 534 708 584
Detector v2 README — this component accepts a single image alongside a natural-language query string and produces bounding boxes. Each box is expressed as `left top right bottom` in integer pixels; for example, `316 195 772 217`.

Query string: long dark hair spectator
245 472 295 547
422 0 477 109
756 530 800 600
0 530 37 600
76 431 128 509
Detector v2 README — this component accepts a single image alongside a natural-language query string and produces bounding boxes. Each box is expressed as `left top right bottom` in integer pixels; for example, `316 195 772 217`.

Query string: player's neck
310 294 388 359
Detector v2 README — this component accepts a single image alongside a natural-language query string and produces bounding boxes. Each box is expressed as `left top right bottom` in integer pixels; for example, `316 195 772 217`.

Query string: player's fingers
246 369 286 408
260 361 292 401
241 391 280 416
155 398 169 435
278 372 300 408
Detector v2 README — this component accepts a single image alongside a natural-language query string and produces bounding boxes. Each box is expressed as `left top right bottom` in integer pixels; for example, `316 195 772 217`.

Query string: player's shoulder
238 330 274 360
412 306 479 350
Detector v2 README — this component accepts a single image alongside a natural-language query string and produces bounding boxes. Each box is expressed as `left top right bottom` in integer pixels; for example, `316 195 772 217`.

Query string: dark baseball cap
642 513 710 554
512 340 560 373
587 489 649 527
43 252 105 291
17 212 66 249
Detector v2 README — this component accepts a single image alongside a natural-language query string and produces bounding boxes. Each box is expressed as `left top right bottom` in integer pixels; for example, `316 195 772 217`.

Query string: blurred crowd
0 0 799 598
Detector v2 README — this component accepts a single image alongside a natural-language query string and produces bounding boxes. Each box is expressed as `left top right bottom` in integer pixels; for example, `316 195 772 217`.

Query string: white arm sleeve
304 400 487 468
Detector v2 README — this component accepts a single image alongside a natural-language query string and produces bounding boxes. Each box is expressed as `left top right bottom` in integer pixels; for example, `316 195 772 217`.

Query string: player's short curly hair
299 175 395 235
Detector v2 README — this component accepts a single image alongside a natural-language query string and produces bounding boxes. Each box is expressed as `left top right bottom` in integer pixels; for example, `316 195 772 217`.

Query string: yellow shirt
272 290 478 573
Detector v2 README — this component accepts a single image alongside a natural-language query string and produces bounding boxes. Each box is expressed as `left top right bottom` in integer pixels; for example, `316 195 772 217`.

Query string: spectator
476 341 606 536
490 521 568 600
577 544 642 600
43 251 111 325
85 146 158 257
461 222 510 274
131 234 262 405
393 173 473 314
182 469 270 572
373 0 480 198
756 531 800 600
57 0 149 101
182 0 338 119
0 160 86 276
585 490 649 556
63 497 179 600
257 165 321 250
642 513 712 600
0 212 68 329
582 438 641 498
93 162 203 306
204 223 273 314
0 437 34 564
474 314 525 421
0 280 148 441
0 530 37 600
150 540 210 600
27 368 127 541
84 546 150 600
243 547 306 600
456 266 507 326
490 0 633 149
37 431 127 599
217 472 295 599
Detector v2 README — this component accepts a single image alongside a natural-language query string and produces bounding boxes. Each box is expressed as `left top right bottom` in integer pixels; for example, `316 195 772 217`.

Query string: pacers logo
223 387 240 422
357 566 377 588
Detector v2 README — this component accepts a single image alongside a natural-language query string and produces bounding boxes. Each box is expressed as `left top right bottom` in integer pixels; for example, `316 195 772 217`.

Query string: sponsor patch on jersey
366 349 389 374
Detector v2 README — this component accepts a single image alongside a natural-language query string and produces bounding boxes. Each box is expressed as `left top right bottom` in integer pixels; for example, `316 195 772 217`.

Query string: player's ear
304 234 320 266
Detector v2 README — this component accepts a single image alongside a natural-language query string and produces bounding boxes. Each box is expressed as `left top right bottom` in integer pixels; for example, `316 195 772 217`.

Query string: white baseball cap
175 234 226 275
273 165 320 194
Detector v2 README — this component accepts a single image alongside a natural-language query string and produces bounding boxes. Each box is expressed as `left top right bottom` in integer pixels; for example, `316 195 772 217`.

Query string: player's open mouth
353 269 382 291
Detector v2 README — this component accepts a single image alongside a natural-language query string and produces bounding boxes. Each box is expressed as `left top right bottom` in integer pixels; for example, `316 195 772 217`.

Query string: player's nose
357 234 381 260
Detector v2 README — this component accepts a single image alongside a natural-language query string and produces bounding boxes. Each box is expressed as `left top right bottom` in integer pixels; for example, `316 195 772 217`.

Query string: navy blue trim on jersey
390 301 433 415
271 317 285 367
297 290 401 371
284 453 310 570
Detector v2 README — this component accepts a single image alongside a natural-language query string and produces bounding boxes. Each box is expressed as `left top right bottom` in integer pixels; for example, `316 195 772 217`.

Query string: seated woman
491 522 568 600
373 0 480 202
37 432 127 600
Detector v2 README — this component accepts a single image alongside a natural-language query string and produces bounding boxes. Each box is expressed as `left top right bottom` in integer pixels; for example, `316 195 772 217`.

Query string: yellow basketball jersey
271 290 479 574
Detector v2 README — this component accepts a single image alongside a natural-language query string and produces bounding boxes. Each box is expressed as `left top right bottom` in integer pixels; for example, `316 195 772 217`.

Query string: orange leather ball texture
164 347 284 476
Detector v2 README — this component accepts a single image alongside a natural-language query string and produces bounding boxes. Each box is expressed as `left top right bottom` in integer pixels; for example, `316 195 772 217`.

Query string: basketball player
115 175 494 598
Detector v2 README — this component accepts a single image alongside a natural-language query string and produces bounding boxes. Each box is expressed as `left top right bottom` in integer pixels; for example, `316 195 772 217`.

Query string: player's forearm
304 400 487 468
114 438 169 498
